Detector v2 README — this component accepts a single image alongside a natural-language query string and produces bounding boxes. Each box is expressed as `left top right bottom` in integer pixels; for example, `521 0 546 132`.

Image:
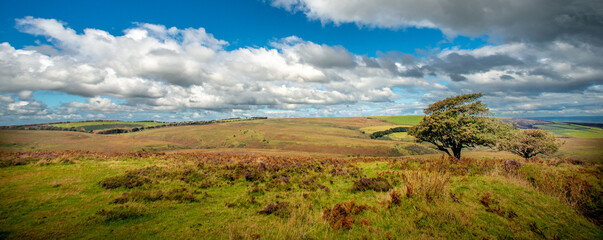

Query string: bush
322 201 369 230
245 168 265 182
258 201 289 218
388 190 402 207
351 177 392 192
498 129 563 160
503 160 522 175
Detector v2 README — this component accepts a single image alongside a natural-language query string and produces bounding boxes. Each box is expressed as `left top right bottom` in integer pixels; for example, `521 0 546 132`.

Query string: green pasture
534 123 603 138
375 115 424 125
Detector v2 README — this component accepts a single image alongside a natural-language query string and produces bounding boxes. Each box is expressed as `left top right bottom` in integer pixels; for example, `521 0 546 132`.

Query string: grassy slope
557 138 603 162
0 130 175 152
0 153 600 239
0 117 431 157
2 116 601 161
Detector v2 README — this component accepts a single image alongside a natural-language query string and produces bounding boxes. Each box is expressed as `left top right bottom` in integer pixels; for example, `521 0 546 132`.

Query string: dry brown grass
0 117 419 157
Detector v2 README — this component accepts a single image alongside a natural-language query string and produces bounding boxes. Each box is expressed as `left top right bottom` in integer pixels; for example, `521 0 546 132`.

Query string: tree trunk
436 145 452 158
452 147 462 160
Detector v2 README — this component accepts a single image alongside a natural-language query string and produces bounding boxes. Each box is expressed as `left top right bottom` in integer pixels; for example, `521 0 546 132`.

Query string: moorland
0 116 601 239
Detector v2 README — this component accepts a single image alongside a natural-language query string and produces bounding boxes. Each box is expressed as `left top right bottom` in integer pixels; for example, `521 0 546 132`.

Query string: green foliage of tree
408 93 510 160
498 129 563 160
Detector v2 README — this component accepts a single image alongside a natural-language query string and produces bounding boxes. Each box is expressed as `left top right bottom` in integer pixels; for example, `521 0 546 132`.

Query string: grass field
374 115 424 125
0 116 601 239
0 152 600 239
534 123 603 138
386 132 415 141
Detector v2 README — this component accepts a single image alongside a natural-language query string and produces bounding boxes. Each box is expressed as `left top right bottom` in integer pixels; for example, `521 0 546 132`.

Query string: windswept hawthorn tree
408 93 509 160
498 129 562 160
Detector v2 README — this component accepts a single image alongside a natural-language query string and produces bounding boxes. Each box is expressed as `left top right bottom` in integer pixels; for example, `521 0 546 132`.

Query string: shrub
351 177 392 192
299 177 318 190
323 201 369 230
498 129 563 160
258 201 289 218
388 190 402 207
503 160 523 175
245 168 265 182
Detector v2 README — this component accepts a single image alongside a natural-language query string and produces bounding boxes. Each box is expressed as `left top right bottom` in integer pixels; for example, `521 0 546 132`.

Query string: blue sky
1 0 487 55
0 0 601 124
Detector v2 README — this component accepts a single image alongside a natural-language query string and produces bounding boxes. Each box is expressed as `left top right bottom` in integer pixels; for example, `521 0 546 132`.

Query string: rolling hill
0 116 601 239
1 116 601 161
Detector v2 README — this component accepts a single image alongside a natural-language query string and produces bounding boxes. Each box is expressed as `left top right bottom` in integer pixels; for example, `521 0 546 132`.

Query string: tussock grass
0 151 601 239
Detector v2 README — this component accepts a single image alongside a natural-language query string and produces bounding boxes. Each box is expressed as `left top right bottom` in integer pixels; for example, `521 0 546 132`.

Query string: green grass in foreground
534 123 603 138
0 152 600 239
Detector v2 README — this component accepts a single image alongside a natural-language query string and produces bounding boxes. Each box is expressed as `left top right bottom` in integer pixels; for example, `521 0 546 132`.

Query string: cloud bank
270 0 603 44
0 12 601 124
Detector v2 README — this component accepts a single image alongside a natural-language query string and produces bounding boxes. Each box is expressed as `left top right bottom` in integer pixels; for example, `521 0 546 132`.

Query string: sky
0 0 601 125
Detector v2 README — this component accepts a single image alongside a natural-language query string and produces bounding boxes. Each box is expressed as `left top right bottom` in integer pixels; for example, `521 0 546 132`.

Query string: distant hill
528 116 603 124
500 118 553 129
500 118 603 138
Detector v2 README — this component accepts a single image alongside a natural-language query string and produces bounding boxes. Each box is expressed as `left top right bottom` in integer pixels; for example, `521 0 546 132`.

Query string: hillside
0 116 602 239
0 117 429 157
1 116 602 161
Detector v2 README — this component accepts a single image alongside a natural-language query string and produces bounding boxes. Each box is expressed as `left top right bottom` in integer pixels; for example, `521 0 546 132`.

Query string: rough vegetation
0 151 600 239
351 177 393 192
